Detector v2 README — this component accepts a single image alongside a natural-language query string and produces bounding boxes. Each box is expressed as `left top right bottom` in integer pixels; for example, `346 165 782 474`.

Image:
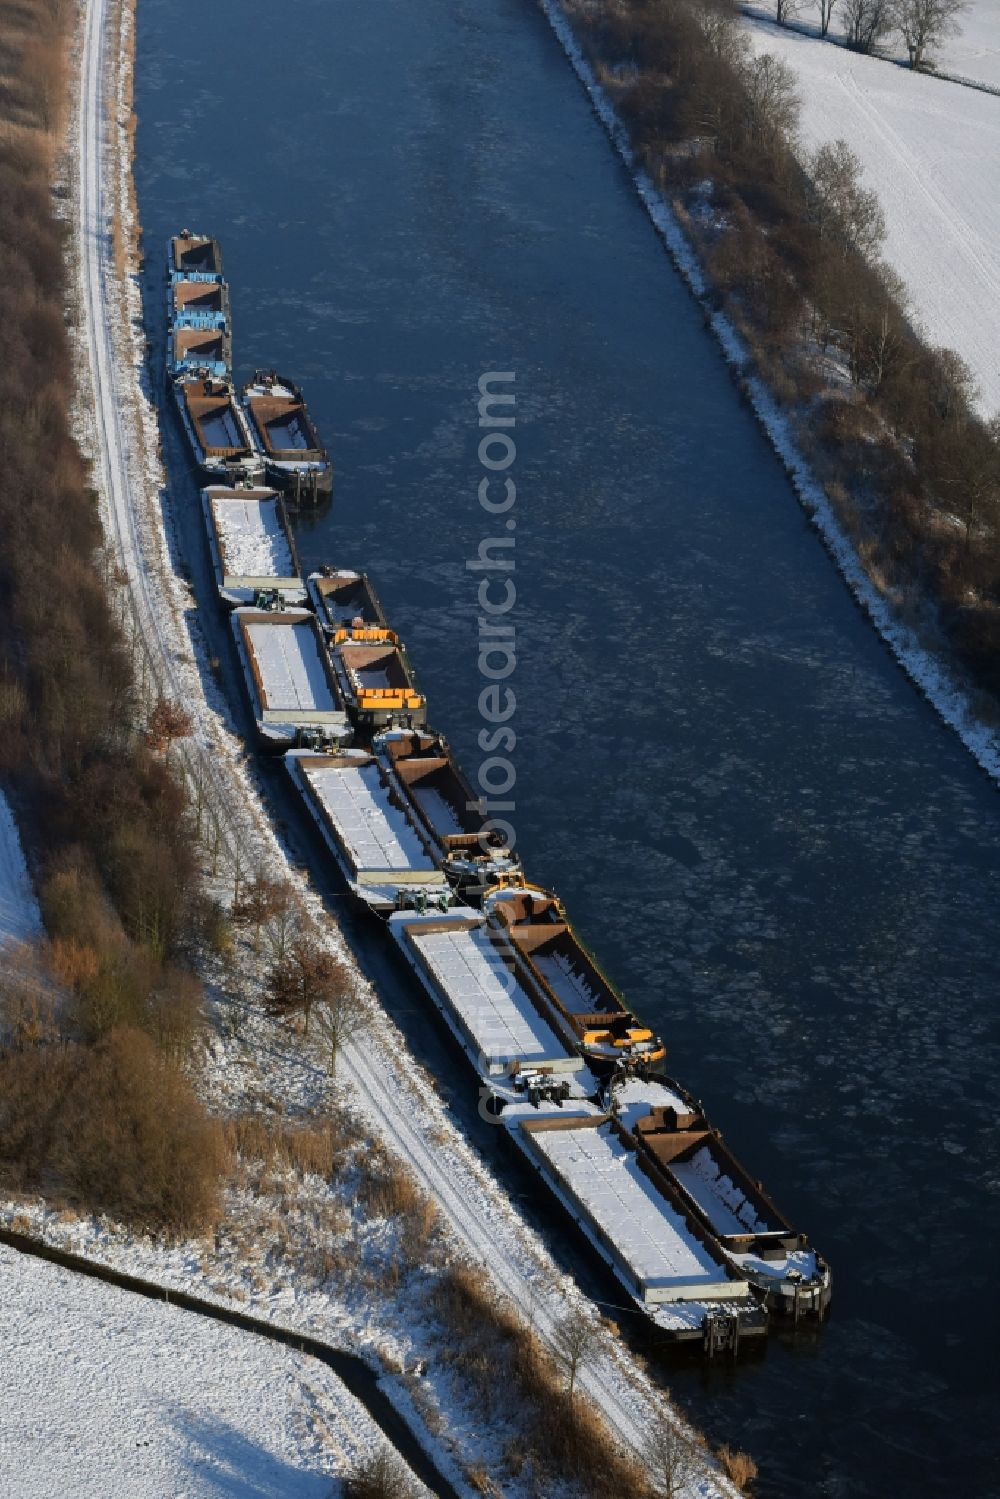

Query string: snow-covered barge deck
287 750 448 911
202 486 305 606
231 608 349 749
390 907 587 1096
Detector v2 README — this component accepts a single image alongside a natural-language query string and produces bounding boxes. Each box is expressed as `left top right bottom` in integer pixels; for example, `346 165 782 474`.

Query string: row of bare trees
230 873 368 1072
774 0 968 67
573 0 1000 698
0 0 232 1230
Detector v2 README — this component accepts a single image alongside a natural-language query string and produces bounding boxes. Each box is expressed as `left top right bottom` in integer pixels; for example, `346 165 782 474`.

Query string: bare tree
696 0 750 66
775 0 801 23
265 928 353 1039
644 1408 703 1499
816 0 839 35
842 0 895 52
313 983 369 1076
232 873 289 953
741 52 801 149
550 1307 599 1401
936 415 1000 556
262 882 299 964
895 0 967 68
144 696 193 757
809 139 886 257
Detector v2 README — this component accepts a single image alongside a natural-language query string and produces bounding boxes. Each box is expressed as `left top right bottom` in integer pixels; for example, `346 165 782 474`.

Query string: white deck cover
213 496 295 579
304 762 436 874
409 924 570 1068
532 949 601 1014
671 1147 772 1238
245 620 335 712
411 785 465 837
529 1123 729 1298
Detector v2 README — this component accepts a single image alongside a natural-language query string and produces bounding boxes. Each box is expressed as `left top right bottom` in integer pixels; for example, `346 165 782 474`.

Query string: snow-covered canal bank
0 1243 399 1498
0 794 41 950
743 9 1000 416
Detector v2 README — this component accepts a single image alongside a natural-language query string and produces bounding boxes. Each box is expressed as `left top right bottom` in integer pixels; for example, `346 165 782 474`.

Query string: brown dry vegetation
0 0 222 1232
0 1028 226 1234
566 0 1000 700
432 1263 655 1499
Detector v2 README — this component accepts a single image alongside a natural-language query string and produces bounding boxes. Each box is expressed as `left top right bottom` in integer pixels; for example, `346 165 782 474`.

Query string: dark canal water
134 0 1000 1493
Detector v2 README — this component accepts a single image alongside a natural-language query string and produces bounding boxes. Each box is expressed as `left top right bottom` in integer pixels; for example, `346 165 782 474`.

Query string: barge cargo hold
631 1104 831 1317
241 371 333 500
168 230 224 278
287 750 449 912
231 608 350 749
308 570 387 634
376 730 521 898
202 486 306 607
173 378 263 483
170 324 232 381
169 276 230 322
483 885 666 1073
330 628 425 732
508 1111 767 1350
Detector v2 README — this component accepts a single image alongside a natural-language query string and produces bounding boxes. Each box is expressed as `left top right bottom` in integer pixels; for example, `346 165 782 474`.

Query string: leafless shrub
144 696 194 754
343 1447 421 1499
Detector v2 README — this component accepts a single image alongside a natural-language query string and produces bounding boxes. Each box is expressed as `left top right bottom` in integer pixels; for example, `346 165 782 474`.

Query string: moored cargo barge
202 485 306 607
484 883 666 1074
627 1098 831 1318
287 749 449 912
376 729 521 899
174 378 263 484
231 607 350 750
508 1109 768 1353
241 371 333 500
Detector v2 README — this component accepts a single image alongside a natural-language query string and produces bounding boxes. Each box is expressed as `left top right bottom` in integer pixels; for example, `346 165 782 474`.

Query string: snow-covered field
743 9 1000 416
0 1244 408 1499
0 794 41 950
934 0 1000 87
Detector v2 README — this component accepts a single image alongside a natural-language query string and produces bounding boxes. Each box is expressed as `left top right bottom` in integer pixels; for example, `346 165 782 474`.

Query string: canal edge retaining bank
536 0 1000 787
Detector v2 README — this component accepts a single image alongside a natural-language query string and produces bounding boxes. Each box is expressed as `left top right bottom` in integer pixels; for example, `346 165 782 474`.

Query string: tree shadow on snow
167 1405 332 1498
